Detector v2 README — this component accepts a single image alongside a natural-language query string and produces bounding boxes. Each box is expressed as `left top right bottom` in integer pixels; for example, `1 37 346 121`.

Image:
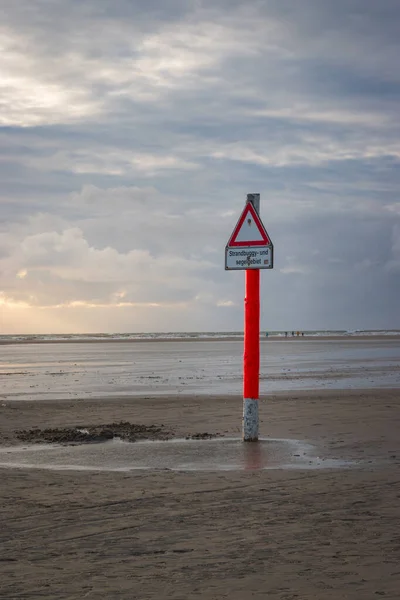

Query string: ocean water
0 329 399 343
0 337 399 401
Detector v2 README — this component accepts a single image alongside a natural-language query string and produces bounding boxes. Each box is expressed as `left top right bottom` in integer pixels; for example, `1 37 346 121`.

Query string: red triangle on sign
227 202 271 247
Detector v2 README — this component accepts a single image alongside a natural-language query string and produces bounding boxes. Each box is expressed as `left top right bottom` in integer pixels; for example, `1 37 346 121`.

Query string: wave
1 329 400 343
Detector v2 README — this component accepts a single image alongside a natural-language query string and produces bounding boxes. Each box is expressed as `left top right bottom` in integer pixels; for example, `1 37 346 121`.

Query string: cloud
1 225 221 306
0 0 400 332
385 224 400 272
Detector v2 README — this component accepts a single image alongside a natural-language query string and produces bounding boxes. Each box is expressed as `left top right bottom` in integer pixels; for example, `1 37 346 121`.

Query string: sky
1 0 400 334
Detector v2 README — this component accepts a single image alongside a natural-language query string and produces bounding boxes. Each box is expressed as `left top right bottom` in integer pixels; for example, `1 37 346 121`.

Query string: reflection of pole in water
244 440 263 470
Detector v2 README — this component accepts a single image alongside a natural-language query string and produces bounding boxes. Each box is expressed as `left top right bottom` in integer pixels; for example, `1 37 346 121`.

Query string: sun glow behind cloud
0 0 400 332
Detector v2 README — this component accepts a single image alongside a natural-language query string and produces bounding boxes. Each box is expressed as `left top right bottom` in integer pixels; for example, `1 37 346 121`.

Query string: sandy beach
0 387 399 599
0 336 400 600
3 0 400 596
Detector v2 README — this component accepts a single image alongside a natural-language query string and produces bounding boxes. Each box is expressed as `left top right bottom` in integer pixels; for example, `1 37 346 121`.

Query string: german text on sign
225 246 273 270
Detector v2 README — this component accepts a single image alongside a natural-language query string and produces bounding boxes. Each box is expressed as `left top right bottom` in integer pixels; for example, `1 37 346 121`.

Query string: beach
1 337 399 401
0 338 400 599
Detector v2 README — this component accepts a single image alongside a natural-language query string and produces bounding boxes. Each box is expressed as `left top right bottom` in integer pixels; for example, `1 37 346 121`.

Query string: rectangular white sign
225 246 273 270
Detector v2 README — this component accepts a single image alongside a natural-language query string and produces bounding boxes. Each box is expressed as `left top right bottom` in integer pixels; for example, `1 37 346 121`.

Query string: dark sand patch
15 422 174 444
14 423 222 445
185 432 222 440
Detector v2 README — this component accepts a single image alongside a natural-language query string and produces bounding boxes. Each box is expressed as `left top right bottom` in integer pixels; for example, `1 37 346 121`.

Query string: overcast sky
1 0 399 333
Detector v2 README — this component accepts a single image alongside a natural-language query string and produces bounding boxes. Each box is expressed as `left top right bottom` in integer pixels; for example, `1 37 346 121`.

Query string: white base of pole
242 398 259 441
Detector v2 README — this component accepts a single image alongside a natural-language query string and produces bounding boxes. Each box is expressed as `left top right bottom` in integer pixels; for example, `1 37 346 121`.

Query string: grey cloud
1 0 400 331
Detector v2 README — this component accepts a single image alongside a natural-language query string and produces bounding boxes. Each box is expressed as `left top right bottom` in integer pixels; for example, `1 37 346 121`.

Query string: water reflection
0 437 343 472
243 441 264 470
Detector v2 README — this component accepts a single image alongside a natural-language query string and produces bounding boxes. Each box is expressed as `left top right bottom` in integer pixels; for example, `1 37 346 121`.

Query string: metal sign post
225 194 273 441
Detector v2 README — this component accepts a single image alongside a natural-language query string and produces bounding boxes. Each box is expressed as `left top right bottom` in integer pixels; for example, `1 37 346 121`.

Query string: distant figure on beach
291 331 294 337
265 332 269 338
302 332 304 337
285 331 288 338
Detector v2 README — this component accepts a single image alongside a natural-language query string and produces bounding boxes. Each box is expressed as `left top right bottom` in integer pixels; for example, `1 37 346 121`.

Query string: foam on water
1 329 400 343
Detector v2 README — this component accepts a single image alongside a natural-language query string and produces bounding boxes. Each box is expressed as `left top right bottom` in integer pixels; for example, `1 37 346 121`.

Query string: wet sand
1 388 400 599
2 337 400 401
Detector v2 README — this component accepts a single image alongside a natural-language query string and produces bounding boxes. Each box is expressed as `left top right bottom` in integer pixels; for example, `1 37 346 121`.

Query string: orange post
243 268 260 440
225 192 271 442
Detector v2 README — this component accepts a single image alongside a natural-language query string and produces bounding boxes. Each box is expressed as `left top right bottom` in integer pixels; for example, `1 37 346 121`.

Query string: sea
1 329 400 343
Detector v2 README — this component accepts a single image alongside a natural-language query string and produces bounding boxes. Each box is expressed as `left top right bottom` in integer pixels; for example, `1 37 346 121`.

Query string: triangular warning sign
227 202 271 247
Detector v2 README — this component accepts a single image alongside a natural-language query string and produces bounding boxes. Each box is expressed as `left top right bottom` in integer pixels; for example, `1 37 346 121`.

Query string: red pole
243 268 260 440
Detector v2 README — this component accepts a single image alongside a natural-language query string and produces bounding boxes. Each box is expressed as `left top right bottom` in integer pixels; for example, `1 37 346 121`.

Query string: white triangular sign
227 202 271 247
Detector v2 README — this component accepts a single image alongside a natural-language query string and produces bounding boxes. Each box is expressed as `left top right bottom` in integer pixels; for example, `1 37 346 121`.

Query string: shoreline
2 338 399 402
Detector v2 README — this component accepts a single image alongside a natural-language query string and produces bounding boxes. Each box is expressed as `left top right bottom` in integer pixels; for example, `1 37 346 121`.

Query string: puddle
0 437 352 472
